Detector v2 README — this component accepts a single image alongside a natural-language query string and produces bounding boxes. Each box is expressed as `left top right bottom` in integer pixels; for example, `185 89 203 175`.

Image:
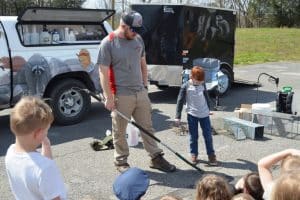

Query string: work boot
115 163 130 173
208 154 219 166
149 154 176 172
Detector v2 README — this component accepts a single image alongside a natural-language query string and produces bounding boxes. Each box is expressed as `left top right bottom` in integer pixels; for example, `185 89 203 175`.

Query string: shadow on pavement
148 87 179 104
152 108 173 132
0 115 14 156
145 169 234 189
194 158 257 172
215 83 278 112
218 158 257 172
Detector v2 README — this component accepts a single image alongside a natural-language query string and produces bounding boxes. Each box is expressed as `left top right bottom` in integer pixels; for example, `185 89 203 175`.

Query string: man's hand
105 97 115 111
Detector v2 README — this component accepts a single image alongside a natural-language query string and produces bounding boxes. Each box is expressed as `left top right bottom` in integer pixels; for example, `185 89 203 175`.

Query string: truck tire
218 67 233 96
49 79 91 125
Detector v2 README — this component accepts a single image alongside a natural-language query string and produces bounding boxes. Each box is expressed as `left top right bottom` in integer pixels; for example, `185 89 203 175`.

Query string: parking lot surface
0 62 299 200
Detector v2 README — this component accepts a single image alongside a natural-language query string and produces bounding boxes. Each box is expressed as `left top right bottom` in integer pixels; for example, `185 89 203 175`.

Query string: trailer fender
218 62 234 95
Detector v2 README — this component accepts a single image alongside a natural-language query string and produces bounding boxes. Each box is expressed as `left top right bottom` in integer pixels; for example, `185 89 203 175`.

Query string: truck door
0 22 11 107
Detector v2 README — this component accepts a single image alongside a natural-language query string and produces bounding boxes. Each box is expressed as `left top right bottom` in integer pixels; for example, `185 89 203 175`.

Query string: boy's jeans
187 114 215 157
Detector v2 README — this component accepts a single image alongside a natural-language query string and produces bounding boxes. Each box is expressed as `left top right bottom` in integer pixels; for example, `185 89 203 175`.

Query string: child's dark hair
244 172 264 200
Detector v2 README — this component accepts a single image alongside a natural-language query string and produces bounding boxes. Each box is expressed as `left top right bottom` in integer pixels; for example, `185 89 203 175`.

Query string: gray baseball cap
121 11 143 32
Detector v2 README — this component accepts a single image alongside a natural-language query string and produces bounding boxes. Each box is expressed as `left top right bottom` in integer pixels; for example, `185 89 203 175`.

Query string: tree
270 0 300 27
248 0 272 27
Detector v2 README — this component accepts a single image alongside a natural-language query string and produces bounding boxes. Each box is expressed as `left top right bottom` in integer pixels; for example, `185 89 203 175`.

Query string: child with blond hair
175 66 217 165
270 171 300 200
196 174 233 200
5 96 67 200
258 148 300 200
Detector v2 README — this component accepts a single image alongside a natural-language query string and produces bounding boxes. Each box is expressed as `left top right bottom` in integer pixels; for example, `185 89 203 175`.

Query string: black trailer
131 3 236 94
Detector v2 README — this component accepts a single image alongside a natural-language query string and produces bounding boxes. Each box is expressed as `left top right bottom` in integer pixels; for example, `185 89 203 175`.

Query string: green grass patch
235 28 300 65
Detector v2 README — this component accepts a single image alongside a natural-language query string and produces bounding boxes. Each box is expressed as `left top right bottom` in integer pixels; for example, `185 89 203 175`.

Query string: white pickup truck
0 7 114 125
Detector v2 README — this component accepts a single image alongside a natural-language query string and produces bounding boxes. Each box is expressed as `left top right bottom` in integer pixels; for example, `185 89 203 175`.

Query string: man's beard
125 35 135 40
124 31 135 40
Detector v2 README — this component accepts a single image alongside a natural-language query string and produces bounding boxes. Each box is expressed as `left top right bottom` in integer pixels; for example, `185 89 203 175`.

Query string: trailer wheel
218 67 233 95
157 85 168 90
49 79 91 125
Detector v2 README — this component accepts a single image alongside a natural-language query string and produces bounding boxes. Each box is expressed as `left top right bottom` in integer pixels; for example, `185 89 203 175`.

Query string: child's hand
289 149 300 156
41 137 53 159
235 177 245 190
174 118 181 126
42 137 51 147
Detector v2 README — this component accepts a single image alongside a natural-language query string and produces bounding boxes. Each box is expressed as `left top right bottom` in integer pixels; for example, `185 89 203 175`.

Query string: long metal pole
77 88 202 173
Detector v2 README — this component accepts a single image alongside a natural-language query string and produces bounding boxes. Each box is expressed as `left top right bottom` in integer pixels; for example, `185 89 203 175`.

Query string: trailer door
0 22 11 107
131 4 183 65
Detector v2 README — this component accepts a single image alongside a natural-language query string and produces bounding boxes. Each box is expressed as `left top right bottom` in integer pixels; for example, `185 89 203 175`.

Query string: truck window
16 23 106 46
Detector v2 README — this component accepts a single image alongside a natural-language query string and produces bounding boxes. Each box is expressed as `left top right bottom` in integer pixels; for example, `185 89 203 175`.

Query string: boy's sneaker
149 154 176 172
115 163 130 173
208 155 219 166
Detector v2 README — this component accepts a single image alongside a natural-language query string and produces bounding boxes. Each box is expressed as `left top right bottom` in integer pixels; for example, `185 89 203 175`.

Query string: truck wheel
49 79 91 125
218 68 232 95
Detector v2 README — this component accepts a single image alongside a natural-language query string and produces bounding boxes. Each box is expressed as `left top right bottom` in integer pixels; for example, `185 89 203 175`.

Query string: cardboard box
235 104 252 121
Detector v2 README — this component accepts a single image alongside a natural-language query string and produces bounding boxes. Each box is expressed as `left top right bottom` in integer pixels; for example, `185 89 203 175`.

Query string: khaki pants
111 89 162 165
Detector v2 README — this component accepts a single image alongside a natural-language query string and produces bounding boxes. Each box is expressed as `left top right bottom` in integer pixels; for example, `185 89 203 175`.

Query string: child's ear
33 128 43 140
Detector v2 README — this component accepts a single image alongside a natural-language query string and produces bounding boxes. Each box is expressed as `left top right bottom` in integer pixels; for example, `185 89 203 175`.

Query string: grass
234 28 300 65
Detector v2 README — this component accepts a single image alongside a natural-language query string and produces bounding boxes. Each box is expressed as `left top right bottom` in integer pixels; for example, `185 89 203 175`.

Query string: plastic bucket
126 123 139 147
252 103 272 129
193 58 220 82
282 86 292 93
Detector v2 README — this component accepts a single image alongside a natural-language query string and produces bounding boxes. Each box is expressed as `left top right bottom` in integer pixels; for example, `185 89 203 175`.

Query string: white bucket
252 103 273 129
126 123 139 147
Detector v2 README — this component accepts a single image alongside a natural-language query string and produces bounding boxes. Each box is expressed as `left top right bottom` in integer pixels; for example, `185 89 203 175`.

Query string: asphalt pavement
0 62 299 200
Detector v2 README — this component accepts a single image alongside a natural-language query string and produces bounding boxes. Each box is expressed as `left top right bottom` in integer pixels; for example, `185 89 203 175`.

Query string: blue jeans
187 114 215 157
